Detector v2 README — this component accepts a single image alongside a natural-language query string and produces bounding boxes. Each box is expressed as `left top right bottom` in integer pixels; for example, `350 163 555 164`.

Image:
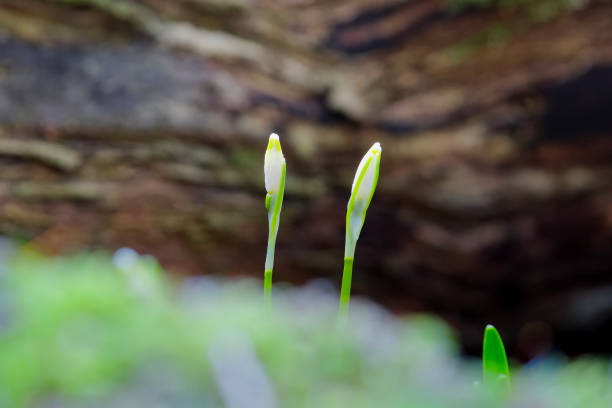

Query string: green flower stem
339 257 354 319
264 212 277 305
339 229 356 319
264 217 277 272
264 164 285 304
264 268 273 305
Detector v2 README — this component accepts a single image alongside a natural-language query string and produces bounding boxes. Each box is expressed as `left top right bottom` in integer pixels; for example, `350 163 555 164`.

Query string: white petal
264 133 285 194
356 159 376 201
351 151 369 194
351 142 381 199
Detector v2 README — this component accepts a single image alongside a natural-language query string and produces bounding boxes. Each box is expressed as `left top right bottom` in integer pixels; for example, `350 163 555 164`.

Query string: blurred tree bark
1 0 612 356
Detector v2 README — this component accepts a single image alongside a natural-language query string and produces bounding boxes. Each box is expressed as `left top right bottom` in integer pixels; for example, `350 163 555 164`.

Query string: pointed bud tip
268 133 282 152
372 142 381 154
264 133 285 194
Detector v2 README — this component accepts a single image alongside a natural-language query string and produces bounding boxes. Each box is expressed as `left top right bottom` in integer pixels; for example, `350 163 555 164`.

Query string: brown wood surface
1 0 612 355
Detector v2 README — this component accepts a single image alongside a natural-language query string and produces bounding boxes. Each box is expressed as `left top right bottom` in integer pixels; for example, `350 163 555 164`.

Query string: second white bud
346 142 381 247
350 142 381 206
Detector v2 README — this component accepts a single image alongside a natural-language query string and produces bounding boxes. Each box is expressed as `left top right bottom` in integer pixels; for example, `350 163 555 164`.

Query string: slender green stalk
264 196 276 305
338 257 353 319
264 179 283 304
264 268 273 305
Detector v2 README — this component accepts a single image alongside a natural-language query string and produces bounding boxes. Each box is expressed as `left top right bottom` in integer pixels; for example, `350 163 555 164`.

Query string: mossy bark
1 0 612 355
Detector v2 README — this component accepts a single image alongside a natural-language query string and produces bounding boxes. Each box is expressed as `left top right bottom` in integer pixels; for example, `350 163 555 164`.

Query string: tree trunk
1 0 612 357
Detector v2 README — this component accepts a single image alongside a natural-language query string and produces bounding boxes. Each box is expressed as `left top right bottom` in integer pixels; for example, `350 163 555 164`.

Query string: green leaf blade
482 324 510 389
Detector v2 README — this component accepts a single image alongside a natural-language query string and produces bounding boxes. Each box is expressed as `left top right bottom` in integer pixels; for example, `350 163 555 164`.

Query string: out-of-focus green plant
339 143 381 318
482 324 510 392
263 133 286 304
2 249 612 407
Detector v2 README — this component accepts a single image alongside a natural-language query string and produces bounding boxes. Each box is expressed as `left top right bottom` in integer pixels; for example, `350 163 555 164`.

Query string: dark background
0 0 611 360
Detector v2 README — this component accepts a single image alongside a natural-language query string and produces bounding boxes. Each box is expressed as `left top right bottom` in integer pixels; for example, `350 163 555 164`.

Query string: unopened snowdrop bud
263 133 286 305
351 143 381 199
339 142 381 318
346 142 381 251
264 133 285 196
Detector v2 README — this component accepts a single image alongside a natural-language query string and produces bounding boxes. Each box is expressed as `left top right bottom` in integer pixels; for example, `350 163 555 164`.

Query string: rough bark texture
1 0 612 356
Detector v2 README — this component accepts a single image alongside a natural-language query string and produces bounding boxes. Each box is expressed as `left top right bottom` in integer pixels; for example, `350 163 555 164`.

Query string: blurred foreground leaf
483 324 510 391
0 249 611 407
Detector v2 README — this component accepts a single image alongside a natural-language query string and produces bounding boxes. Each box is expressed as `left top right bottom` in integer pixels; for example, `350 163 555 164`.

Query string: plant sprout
482 324 510 391
339 142 382 318
263 133 286 304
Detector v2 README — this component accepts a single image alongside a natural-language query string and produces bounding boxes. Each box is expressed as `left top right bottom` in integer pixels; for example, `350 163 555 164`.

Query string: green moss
13 181 105 201
0 140 82 172
49 0 152 32
444 0 585 63
447 0 584 18
51 0 141 18
445 24 511 64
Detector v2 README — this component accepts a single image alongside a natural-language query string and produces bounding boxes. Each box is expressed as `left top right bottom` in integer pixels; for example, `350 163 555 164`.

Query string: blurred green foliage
0 248 611 407
482 325 510 391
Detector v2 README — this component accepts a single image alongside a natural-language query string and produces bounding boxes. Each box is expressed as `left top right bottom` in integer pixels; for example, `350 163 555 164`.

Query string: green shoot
339 142 381 319
482 324 511 392
263 133 286 305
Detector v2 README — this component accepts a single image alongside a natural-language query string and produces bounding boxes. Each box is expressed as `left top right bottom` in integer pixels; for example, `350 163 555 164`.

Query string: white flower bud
350 142 381 202
264 133 285 195
346 142 381 248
